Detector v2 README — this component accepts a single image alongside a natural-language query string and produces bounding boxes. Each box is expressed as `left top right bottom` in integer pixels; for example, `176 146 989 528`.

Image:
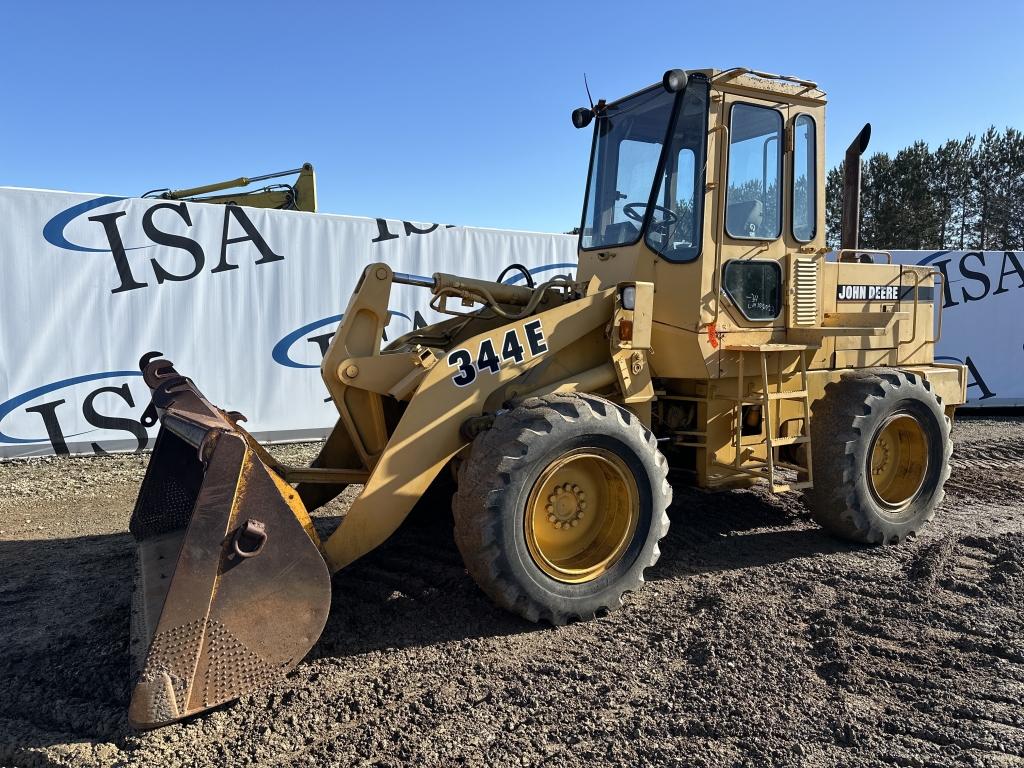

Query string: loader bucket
127 354 331 729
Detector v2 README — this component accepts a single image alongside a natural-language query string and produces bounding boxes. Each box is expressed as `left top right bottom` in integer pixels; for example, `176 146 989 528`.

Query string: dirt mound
1 421 1022 767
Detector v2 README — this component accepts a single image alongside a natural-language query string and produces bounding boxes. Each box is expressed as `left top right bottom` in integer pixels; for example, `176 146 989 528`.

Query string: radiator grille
793 257 818 326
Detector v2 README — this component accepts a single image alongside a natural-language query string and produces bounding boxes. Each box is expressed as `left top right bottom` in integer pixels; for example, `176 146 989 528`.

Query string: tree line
825 126 1024 251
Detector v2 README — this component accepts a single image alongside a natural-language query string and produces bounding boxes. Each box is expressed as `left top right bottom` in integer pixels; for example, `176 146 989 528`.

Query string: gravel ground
0 417 1022 767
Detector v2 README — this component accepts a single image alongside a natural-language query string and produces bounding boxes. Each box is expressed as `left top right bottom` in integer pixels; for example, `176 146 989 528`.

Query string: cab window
617 139 662 227
722 260 782 321
792 114 816 242
644 75 710 263
580 87 674 250
726 103 782 240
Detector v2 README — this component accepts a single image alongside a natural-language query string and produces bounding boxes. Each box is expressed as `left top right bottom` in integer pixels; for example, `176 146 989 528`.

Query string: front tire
452 393 671 624
804 370 952 544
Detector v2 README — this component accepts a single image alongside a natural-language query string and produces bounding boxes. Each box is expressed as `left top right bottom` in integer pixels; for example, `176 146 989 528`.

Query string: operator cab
573 68 827 339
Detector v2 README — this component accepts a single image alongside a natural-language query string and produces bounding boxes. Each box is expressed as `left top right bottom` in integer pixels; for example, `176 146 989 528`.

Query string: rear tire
803 369 952 544
452 393 671 625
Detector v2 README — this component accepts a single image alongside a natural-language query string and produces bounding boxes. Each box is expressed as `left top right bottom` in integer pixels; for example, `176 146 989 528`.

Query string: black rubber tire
803 369 952 545
452 393 671 625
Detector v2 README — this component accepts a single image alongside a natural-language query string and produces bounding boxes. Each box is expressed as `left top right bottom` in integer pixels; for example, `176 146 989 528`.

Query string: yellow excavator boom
141 162 317 212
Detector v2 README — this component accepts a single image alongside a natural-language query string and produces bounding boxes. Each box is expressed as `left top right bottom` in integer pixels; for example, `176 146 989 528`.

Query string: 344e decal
447 320 548 387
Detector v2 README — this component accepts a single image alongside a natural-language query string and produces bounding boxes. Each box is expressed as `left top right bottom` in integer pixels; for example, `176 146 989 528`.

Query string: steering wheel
623 202 678 235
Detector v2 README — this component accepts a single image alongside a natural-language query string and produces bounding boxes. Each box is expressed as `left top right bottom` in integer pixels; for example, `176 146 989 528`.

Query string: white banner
892 250 1024 408
0 188 577 457
1 189 1017 459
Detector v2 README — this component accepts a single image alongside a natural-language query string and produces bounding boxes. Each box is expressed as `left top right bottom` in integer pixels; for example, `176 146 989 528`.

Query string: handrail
897 266 944 347
897 266 923 345
713 67 818 90
932 269 945 343
836 248 893 264
710 123 730 330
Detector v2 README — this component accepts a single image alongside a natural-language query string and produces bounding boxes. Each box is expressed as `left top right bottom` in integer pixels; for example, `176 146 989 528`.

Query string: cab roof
608 68 827 109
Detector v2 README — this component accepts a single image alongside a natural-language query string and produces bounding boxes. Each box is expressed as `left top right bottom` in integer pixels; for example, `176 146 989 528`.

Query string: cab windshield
580 74 710 263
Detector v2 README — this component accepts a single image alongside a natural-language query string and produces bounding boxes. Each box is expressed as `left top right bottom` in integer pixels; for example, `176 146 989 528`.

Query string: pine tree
932 137 972 249
824 127 1024 251
860 153 894 249
971 126 1001 249
825 164 844 249
956 135 976 248
890 141 937 249
994 127 1024 250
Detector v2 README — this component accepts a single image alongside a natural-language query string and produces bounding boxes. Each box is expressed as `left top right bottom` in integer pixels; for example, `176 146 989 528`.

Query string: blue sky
2 1 1022 233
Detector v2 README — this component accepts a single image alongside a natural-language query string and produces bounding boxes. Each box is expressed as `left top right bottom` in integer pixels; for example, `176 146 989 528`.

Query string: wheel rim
868 413 929 512
524 448 640 584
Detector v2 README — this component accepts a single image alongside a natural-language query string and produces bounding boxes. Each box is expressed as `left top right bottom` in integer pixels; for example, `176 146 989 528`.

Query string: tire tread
804 369 952 544
453 393 670 625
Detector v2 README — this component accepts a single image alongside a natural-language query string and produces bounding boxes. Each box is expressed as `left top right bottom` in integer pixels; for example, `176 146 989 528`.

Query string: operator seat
602 220 640 243
727 199 763 238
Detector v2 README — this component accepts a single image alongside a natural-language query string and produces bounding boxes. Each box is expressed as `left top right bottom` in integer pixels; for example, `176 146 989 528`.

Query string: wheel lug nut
555 487 563 496
578 510 585 518
572 484 580 493
570 519 579 527
545 504 553 514
563 483 573 492
548 514 557 523
579 501 587 510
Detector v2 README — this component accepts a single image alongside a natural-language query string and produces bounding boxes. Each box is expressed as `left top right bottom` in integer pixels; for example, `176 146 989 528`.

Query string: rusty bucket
127 353 331 729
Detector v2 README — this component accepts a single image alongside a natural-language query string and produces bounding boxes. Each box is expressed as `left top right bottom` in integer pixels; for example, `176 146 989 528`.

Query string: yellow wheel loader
126 68 967 729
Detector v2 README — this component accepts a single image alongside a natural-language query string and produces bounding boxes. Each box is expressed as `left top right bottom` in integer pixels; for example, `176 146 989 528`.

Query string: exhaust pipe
840 123 872 257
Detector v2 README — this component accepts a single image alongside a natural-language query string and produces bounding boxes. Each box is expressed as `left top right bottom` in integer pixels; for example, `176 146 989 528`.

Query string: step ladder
714 343 815 493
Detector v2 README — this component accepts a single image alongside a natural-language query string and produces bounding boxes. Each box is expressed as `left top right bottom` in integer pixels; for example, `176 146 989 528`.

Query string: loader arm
315 263 619 571
124 265 623 728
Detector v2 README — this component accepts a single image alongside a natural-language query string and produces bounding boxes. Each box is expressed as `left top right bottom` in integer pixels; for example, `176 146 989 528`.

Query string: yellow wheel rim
524 448 640 584
868 413 929 512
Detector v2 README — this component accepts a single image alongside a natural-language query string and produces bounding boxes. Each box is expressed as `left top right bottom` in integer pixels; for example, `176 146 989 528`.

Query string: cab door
711 92 793 345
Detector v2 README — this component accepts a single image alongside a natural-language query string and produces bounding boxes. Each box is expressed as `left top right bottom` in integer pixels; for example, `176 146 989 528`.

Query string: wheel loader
126 67 967 729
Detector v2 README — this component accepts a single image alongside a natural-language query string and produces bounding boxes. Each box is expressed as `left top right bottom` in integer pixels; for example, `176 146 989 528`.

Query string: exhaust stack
840 123 872 254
